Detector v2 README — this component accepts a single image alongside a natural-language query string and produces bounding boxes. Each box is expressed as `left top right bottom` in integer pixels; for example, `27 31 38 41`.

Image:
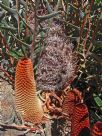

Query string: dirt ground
0 75 15 136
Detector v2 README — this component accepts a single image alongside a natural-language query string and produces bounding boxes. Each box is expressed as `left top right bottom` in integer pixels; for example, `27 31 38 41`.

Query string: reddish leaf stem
0 65 14 83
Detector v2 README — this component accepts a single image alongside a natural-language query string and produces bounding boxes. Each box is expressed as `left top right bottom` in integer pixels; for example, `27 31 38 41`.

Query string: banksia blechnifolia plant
15 58 44 124
91 121 102 136
36 23 77 92
71 103 90 136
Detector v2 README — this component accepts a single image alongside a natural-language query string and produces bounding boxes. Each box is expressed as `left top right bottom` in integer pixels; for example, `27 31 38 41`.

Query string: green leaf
9 50 23 59
1 0 10 7
44 0 53 13
95 0 102 3
37 11 62 21
93 93 102 111
0 2 17 14
9 51 19 59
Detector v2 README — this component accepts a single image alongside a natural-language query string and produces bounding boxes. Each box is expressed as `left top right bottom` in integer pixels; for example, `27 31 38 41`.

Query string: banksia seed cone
36 24 77 91
15 58 44 124
71 103 90 136
62 89 82 117
91 121 102 136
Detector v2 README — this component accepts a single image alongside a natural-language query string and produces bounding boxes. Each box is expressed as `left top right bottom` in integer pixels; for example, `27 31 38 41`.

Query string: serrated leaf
37 11 62 21
9 51 19 59
1 0 10 7
9 50 23 59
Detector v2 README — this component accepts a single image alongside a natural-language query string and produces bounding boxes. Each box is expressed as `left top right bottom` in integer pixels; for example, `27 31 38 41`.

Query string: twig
85 35 93 58
83 20 92 57
60 19 102 36
37 11 62 21
0 32 15 67
18 12 33 34
0 123 26 131
31 0 36 57
0 123 43 133
50 92 62 106
37 90 46 102
79 0 94 49
8 32 29 47
0 65 14 83
67 21 80 30
25 0 29 36
86 14 101 58
89 0 94 11
0 32 10 51
0 25 17 31
44 92 62 113
62 0 66 12
79 13 89 42
16 0 20 36
67 2 78 10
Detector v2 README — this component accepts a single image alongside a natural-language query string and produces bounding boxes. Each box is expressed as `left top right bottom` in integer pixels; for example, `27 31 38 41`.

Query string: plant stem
0 26 17 31
0 66 14 83
37 11 62 21
16 0 20 36
25 0 29 36
8 32 29 47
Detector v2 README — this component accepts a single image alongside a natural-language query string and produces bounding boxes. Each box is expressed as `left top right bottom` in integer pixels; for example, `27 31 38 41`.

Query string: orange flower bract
71 103 90 136
91 121 102 136
15 58 44 124
62 89 82 117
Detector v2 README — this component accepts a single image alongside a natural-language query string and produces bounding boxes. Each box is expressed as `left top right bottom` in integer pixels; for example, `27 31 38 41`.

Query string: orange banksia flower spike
71 103 90 136
15 58 44 124
91 121 102 136
62 88 82 117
